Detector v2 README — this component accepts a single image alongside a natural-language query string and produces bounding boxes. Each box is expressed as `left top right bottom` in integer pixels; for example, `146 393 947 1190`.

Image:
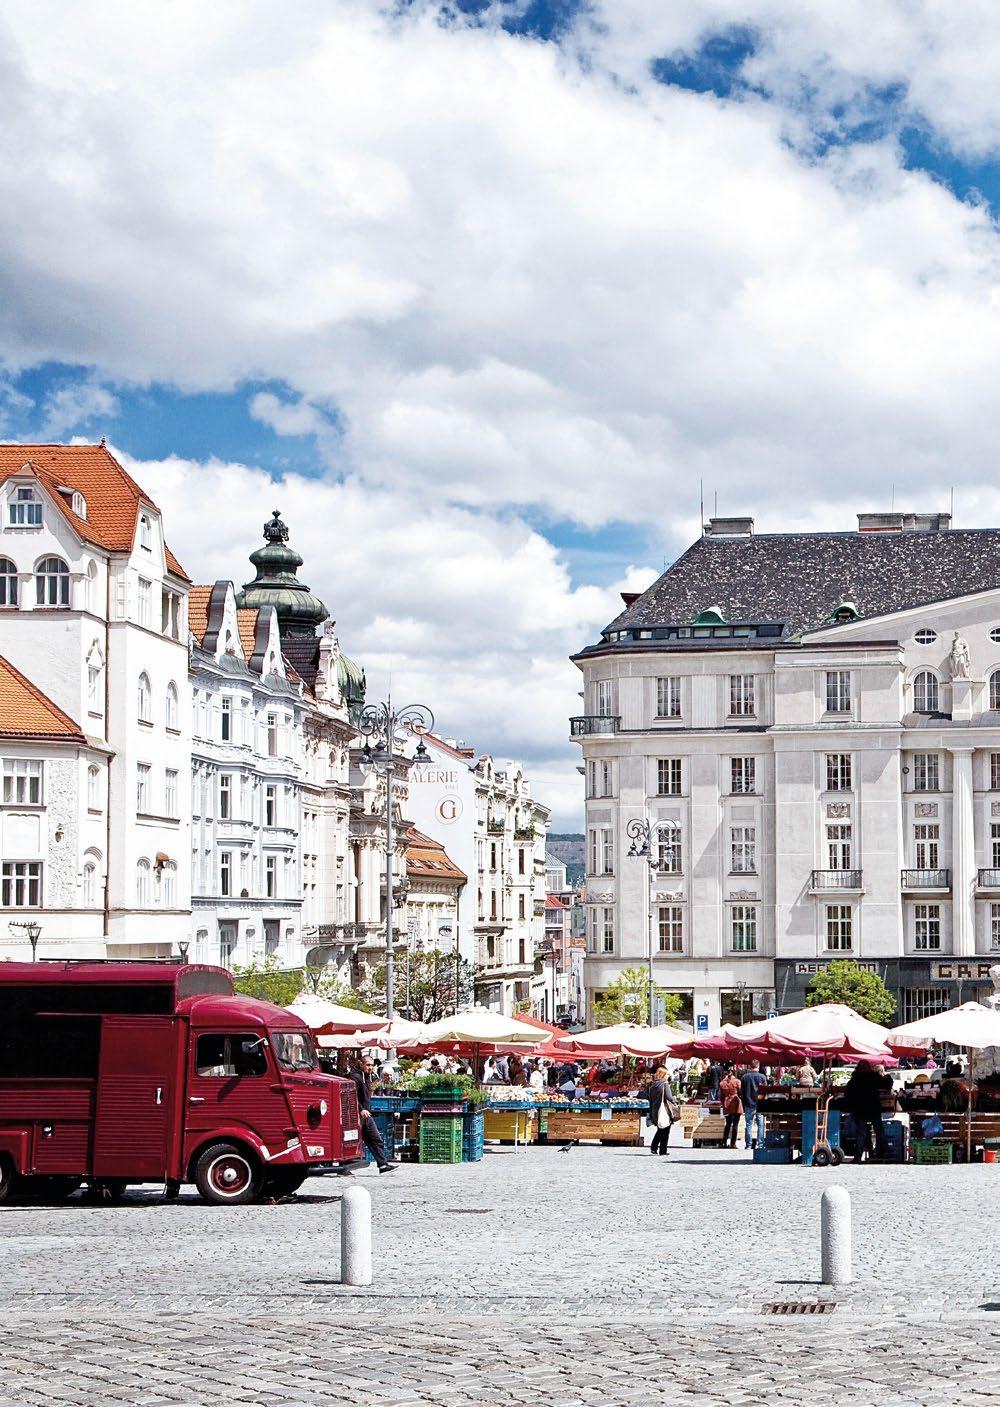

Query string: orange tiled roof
0 443 190 581
0 654 84 740
187 585 212 645
403 826 467 883
236 608 259 662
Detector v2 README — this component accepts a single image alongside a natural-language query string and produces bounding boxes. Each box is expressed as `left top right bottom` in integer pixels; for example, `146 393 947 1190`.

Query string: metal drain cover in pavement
761 1301 838 1316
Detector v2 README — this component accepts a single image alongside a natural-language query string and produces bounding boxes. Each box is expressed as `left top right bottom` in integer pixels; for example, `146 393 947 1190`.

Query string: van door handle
188 1096 205 1104
155 1087 163 1105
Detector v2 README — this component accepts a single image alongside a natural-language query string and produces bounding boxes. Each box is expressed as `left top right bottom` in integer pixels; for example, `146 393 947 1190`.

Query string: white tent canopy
554 1022 691 1058
888 1001 1000 1051
285 992 389 1036
730 1003 896 1058
317 1017 429 1050
422 1008 550 1047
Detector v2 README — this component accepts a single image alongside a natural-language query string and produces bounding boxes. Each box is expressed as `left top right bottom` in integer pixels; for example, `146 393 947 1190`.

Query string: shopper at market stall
740 1060 767 1150
719 1066 743 1149
648 1065 677 1156
705 1061 723 1102
796 1059 818 1088
843 1060 888 1163
347 1055 398 1174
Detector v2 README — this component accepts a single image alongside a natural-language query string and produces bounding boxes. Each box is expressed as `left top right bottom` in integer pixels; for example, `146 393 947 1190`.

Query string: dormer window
830 600 860 624
71 491 87 519
9 486 41 528
139 514 152 551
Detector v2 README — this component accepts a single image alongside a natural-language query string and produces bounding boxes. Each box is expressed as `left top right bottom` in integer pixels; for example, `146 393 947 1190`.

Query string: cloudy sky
2 1 1000 826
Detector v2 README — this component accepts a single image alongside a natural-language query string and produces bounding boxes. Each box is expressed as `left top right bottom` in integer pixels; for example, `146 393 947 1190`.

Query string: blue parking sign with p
696 1014 709 1032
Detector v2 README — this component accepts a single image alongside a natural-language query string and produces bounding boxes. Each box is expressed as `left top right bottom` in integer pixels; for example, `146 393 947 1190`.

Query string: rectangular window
601 906 615 954
161 589 180 640
825 904 853 951
588 760 614 797
490 842 498 871
137 577 151 627
656 828 682 874
912 753 939 792
219 774 231 820
587 827 614 876
657 758 682 796
265 783 277 827
826 754 852 791
992 754 1000 792
595 680 614 717
2 860 41 907
827 823 852 870
657 905 683 953
265 854 277 898
9 486 41 526
220 697 232 742
731 904 757 952
518 893 526 919
730 825 756 874
220 852 232 898
656 677 681 719
87 766 101 811
916 823 940 870
825 671 851 713
88 664 100 711
136 763 150 813
518 848 525 874
729 674 755 717
913 903 941 951
267 712 278 757
218 924 237 968
165 769 178 818
2 759 43 806
991 904 1000 951
730 757 756 794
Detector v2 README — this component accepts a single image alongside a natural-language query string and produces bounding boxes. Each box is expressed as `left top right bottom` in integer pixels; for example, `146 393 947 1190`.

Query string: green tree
335 950 476 1021
805 959 896 1024
231 953 304 1008
591 965 682 1028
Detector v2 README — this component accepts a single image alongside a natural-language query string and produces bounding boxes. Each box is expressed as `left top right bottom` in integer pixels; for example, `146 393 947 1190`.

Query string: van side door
92 1016 180 1180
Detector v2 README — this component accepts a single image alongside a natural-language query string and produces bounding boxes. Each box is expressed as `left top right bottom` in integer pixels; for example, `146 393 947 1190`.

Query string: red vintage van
0 960 361 1203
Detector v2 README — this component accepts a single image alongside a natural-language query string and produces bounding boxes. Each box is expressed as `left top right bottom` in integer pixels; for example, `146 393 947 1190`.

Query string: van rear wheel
194 1142 261 1205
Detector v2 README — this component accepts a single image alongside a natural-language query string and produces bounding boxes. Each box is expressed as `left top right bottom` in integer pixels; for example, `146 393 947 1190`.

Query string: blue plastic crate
463 1110 485 1163
763 1129 791 1150
753 1146 793 1164
363 1111 396 1164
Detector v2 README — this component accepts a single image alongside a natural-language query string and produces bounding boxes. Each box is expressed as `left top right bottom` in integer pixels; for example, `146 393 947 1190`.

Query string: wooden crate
691 1115 727 1147
679 1104 705 1137
483 1109 536 1144
546 1109 642 1145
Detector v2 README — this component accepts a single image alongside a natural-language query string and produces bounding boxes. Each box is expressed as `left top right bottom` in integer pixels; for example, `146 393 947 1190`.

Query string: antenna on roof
714 490 718 517
890 482 894 510
99 435 107 448
699 479 704 535
950 485 955 523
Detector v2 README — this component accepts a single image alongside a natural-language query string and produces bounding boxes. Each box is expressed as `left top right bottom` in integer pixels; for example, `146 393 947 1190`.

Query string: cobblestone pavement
2 1142 999 1405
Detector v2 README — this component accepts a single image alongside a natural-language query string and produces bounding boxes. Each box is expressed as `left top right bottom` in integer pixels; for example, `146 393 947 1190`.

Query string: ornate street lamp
358 697 434 1019
8 920 41 962
626 817 681 1025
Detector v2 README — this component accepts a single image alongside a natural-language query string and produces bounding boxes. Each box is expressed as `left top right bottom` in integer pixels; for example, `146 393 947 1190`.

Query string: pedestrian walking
648 1065 678 1156
348 1055 398 1174
843 1059 887 1163
705 1061 723 1103
719 1066 743 1149
739 1059 767 1149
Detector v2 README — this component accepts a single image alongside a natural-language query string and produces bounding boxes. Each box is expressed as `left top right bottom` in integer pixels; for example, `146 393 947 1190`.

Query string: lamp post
736 978 748 1025
8 920 41 962
358 697 434 1020
626 817 681 1025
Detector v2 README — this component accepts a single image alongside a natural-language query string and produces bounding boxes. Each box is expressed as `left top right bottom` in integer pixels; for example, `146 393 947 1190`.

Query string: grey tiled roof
606 529 1000 638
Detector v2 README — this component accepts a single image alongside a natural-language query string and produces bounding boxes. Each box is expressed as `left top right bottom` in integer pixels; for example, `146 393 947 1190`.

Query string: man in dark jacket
844 1060 887 1163
740 1060 768 1149
349 1056 397 1173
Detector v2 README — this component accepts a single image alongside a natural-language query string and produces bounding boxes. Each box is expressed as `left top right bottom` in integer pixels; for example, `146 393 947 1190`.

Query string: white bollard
341 1184 373 1286
820 1185 852 1286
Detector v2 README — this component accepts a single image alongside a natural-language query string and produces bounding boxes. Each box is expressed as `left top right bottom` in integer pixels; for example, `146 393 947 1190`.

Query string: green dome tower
237 509 329 683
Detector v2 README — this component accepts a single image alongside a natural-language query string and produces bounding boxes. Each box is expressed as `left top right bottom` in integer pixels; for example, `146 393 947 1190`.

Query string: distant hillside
547 833 584 886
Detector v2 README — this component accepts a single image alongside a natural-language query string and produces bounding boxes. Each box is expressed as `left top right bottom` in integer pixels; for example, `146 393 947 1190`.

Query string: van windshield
272 1030 319 1072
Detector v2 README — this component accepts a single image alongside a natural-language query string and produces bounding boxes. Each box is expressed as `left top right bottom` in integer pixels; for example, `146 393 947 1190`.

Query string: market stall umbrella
554 1022 692 1059
422 1008 551 1047
317 1017 430 1051
888 1002 1000 1161
728 1004 898 1060
285 993 389 1036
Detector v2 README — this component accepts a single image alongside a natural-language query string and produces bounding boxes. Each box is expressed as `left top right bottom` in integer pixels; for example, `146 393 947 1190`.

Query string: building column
951 747 976 957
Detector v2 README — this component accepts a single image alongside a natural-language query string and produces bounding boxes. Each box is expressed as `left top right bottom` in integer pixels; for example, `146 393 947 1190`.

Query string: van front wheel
194 1142 261 1205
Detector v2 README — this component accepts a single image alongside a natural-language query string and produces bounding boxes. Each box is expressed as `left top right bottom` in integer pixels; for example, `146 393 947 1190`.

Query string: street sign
766 1009 778 1019
696 1013 709 1032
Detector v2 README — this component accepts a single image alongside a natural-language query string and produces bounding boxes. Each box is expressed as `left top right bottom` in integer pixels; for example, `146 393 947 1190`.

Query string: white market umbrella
888 1002 1000 1161
285 992 389 1036
422 1008 551 1047
554 1021 691 1059
317 1016 429 1051
729 1003 896 1059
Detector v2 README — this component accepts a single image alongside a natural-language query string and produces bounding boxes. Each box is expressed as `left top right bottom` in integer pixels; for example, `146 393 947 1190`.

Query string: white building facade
0 444 191 958
573 512 1000 1030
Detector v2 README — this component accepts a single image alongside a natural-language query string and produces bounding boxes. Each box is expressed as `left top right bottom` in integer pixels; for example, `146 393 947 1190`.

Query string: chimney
857 512 951 533
620 591 640 608
704 516 754 537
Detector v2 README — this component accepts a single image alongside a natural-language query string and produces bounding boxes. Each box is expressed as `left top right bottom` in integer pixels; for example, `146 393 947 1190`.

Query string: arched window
87 765 101 810
160 862 177 907
137 672 151 723
165 681 179 730
85 559 97 611
139 513 152 550
0 557 17 607
990 671 1000 711
35 556 69 607
913 671 939 714
83 859 98 905
136 858 151 906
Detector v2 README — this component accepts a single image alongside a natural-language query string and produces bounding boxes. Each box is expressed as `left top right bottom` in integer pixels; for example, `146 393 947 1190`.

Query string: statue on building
949 631 971 680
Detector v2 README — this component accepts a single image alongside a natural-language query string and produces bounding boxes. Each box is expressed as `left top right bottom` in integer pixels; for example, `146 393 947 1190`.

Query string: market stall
889 1001 1000 1162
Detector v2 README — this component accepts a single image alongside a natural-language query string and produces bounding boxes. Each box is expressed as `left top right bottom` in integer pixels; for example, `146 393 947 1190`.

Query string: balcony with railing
809 869 863 892
901 869 951 891
570 715 620 737
978 869 1000 892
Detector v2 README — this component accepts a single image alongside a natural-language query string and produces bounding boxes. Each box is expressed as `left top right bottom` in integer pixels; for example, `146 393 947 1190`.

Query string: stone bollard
820 1185 851 1286
341 1184 373 1286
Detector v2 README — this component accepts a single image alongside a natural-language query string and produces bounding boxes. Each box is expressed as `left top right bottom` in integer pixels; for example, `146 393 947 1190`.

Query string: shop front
775 957 997 1021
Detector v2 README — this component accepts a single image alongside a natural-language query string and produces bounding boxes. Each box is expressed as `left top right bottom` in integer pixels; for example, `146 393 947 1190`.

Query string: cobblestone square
2 1141 998 1405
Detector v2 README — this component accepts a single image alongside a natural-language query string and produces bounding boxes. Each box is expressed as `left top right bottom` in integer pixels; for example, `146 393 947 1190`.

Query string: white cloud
39 380 119 438
248 391 333 439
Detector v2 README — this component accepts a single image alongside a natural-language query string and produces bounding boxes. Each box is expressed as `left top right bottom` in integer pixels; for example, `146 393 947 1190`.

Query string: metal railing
900 869 950 889
978 869 1000 889
810 869 863 890
570 715 621 737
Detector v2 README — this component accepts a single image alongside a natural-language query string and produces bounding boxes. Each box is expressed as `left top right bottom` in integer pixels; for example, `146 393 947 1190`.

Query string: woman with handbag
648 1065 678 1156
719 1065 743 1149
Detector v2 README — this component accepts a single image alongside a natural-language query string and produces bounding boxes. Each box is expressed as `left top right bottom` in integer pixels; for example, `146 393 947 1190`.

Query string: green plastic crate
912 1138 952 1165
419 1114 464 1163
